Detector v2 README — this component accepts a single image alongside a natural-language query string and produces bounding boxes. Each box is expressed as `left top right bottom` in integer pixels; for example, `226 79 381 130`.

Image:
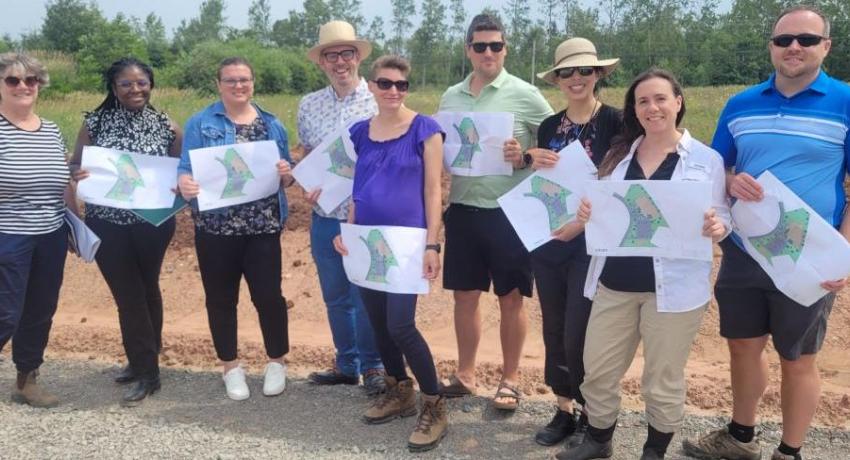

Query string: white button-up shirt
584 129 732 312
297 78 377 220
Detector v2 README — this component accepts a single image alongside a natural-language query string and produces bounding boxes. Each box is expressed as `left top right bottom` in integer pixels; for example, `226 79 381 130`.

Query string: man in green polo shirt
438 13 554 411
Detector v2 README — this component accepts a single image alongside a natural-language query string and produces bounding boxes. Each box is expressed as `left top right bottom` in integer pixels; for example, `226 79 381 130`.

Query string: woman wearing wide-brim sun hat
306 20 372 64
524 36 625 449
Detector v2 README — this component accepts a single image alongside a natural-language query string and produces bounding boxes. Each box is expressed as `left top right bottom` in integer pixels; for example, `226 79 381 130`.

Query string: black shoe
121 377 161 407
564 412 589 448
555 433 613 460
535 408 577 446
640 448 664 460
114 365 138 384
308 368 359 385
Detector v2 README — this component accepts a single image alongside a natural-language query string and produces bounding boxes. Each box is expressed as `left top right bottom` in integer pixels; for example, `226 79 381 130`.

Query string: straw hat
537 37 619 85
307 21 372 64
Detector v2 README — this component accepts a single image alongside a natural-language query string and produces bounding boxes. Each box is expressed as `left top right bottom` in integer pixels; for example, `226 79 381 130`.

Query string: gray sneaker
682 427 761 460
771 448 802 460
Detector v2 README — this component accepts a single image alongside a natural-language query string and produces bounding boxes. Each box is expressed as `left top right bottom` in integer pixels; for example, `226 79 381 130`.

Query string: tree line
1 0 847 96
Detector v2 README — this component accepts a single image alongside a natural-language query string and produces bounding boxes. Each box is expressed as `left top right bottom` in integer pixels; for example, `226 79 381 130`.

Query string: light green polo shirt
438 68 554 208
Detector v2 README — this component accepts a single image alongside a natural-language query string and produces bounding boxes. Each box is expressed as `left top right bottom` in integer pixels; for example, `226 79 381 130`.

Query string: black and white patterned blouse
192 117 281 236
84 105 177 224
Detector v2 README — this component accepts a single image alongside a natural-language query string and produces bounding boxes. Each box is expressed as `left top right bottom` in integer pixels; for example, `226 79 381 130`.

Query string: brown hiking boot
682 426 761 460
408 394 448 452
362 376 416 424
12 370 59 408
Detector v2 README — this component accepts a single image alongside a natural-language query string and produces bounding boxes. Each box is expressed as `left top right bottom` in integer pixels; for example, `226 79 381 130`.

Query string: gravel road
0 358 848 459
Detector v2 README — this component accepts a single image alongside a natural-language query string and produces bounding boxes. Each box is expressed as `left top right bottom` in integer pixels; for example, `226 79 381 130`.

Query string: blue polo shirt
712 71 850 227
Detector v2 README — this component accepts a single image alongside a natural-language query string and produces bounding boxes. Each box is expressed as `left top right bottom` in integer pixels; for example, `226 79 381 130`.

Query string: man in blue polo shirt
684 5 850 460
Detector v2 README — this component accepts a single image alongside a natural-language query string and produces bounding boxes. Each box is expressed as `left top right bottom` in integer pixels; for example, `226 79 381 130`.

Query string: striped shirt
0 114 69 235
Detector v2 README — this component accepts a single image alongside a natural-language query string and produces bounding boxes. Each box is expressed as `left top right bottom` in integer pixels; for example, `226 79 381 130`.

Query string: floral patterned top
84 105 177 224
192 117 281 235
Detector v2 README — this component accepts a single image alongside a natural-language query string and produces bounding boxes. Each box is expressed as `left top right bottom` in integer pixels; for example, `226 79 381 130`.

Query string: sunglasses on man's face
771 34 825 48
555 67 597 79
469 41 505 53
3 75 40 88
323 49 357 63
372 78 409 92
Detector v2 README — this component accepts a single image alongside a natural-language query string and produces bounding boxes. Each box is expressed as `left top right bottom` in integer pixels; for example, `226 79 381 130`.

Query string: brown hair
597 68 686 177
217 56 254 80
0 52 50 91
370 55 411 79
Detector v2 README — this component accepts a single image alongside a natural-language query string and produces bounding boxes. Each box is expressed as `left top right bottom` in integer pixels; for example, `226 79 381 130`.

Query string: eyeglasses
555 67 597 79
771 34 825 48
322 49 357 63
116 79 150 90
3 75 40 88
469 41 505 53
220 78 254 88
372 78 409 92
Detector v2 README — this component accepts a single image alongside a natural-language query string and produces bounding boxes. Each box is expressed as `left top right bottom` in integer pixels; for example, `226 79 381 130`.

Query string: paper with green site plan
291 128 358 214
497 140 598 251
340 223 429 295
585 180 713 260
77 146 179 210
731 170 850 306
433 111 514 177
189 140 280 211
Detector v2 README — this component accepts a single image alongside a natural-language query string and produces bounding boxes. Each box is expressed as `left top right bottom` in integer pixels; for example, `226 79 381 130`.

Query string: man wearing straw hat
437 13 553 411
297 20 385 395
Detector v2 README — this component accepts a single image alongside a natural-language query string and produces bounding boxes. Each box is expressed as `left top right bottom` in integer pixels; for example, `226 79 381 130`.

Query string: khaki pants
580 284 706 433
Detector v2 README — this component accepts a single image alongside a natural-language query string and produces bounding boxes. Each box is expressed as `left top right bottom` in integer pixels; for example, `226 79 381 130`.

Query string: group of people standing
0 4 847 459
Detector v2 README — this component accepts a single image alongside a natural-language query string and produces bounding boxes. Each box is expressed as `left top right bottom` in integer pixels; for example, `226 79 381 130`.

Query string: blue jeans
0 226 68 373
310 213 382 375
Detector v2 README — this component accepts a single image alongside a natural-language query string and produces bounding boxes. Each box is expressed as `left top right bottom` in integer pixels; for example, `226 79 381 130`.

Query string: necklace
561 100 601 143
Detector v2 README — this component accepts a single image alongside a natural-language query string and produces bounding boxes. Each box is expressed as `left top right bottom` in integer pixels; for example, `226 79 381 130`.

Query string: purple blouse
350 114 444 229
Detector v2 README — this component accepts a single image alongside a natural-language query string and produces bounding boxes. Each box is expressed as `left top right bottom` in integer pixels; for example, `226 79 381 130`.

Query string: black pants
87 217 174 378
195 230 288 362
531 249 592 403
358 288 439 395
0 225 67 373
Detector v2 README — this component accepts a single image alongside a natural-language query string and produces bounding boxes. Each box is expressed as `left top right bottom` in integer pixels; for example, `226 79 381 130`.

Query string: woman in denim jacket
177 57 295 401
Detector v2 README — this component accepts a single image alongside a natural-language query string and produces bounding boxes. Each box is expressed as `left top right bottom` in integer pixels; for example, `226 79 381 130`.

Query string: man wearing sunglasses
684 6 850 460
298 21 386 396
437 13 553 411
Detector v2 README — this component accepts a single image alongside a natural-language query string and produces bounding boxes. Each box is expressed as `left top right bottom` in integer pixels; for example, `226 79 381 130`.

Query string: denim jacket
583 130 732 312
178 100 293 223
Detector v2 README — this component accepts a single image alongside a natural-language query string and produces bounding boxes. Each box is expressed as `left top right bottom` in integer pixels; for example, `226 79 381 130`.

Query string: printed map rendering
215 148 254 198
523 176 573 231
613 184 669 247
359 229 399 283
105 154 144 201
325 137 355 179
748 202 809 264
451 117 481 168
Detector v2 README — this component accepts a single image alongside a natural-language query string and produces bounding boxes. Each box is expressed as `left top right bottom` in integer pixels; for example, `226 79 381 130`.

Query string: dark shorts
442 203 533 297
714 238 834 361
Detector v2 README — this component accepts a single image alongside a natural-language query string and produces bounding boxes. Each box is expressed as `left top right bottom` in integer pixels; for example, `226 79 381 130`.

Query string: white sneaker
223 365 250 401
263 362 287 396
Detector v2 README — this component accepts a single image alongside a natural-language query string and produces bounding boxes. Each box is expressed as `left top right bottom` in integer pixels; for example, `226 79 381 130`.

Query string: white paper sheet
291 129 357 214
497 141 598 251
585 180 713 260
731 171 850 306
433 111 514 177
76 146 179 210
189 140 281 211
340 223 429 295
65 208 100 263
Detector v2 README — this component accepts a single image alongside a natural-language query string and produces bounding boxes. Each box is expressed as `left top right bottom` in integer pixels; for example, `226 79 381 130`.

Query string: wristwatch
522 152 533 168
425 243 441 253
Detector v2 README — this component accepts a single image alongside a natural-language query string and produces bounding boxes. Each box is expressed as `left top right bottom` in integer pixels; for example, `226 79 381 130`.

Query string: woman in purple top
333 55 447 453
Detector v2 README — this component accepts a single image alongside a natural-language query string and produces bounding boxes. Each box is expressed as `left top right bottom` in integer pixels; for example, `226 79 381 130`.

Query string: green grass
37 86 745 152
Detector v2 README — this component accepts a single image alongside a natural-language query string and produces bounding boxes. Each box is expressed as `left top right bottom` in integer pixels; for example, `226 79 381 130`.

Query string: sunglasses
116 79 150 90
372 78 409 92
220 78 254 88
323 49 357 63
771 34 825 48
555 67 597 79
4 75 40 88
469 41 505 53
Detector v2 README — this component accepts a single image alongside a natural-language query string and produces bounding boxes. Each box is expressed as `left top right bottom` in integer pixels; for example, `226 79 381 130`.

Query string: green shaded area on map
105 154 144 201
215 148 254 198
613 184 669 247
523 176 573 231
748 202 809 264
325 137 355 179
451 117 481 168
359 229 399 284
